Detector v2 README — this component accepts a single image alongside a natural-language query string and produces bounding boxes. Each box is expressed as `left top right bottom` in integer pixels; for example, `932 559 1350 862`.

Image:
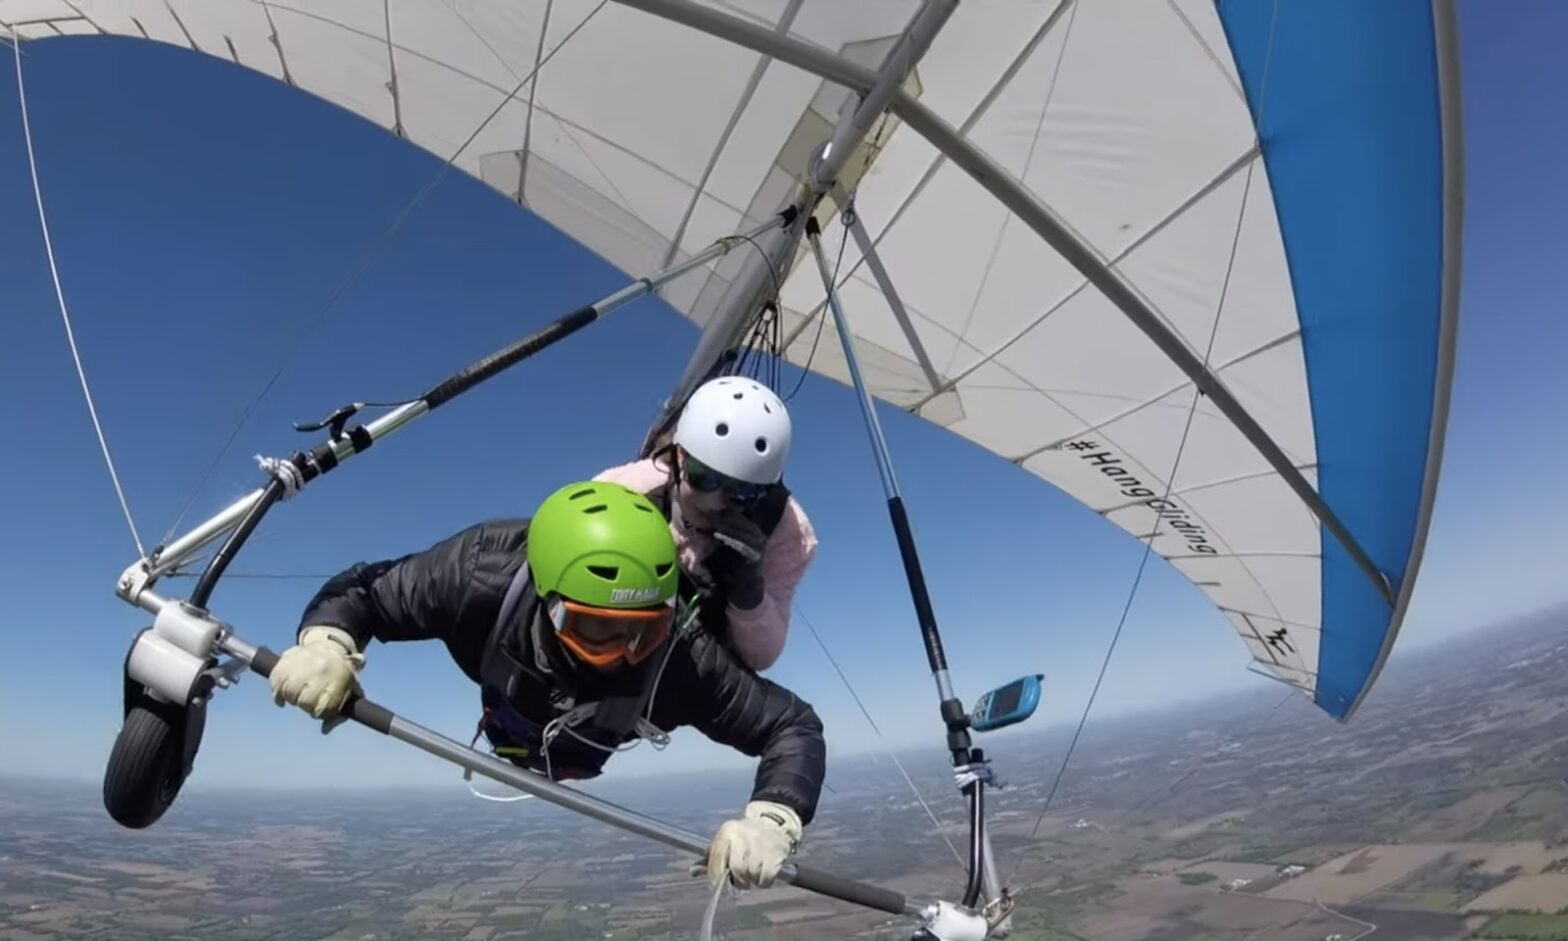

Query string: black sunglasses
681 453 772 503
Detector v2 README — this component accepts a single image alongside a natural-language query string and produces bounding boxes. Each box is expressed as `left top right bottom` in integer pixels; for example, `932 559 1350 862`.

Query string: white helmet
673 377 793 484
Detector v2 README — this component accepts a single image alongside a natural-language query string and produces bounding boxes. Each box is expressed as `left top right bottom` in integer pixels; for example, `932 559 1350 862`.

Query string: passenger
595 376 817 672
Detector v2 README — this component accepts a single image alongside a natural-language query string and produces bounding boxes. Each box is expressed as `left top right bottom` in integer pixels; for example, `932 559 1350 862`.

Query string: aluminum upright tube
805 217 963 720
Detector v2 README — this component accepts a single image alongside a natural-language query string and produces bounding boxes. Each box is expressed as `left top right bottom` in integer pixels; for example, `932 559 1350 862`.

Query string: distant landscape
3 607 1566 940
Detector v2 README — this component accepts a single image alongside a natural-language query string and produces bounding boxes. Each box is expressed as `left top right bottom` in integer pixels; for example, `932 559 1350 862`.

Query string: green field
1479 913 1568 940
1370 888 1465 912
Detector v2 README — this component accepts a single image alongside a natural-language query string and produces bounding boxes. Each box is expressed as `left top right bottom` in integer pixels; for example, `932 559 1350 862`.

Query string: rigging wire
947 0 1080 376
10 29 146 558
165 572 337 580
795 604 967 871
755 207 964 868
1111 689 1294 826
1016 152 1266 874
222 217 796 463
736 300 786 391
1008 0 1284 893
730 232 785 307
728 229 786 391
784 213 849 402
733 301 778 388
156 0 611 548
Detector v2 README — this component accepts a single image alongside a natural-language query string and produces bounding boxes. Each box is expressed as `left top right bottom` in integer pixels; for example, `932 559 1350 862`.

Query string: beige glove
704 800 802 889
268 625 364 718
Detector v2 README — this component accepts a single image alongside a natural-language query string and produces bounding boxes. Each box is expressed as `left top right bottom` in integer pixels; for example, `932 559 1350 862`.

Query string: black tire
103 702 189 829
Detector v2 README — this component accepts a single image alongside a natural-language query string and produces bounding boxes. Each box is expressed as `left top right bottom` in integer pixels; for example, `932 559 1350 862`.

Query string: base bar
239 637 922 918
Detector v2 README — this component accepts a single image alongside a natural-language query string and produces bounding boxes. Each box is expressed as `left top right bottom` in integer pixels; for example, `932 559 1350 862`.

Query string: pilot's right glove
268 625 364 718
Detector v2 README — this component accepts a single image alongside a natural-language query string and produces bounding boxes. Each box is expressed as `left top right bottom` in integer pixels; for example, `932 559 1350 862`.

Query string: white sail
0 0 1462 719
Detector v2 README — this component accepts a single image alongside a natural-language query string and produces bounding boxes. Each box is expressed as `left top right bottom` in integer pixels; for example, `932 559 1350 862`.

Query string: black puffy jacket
296 518 826 824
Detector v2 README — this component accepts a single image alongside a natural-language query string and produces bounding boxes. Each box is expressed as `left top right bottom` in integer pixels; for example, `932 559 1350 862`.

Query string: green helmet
526 481 679 608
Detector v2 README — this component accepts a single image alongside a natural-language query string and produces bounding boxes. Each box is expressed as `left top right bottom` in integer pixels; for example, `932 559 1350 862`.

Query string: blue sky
1 2 1562 795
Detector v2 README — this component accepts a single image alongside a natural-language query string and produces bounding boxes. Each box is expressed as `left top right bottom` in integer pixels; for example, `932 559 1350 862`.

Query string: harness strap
478 561 552 703
475 552 672 781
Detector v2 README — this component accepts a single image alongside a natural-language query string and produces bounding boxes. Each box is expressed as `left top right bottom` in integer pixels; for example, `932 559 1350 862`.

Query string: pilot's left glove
704 800 802 889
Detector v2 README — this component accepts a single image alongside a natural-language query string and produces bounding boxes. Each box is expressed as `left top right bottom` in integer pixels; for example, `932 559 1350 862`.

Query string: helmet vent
733 391 744 400
634 503 654 513
583 504 609 514
715 422 730 437
655 562 674 577
587 565 619 581
754 437 768 453
568 487 596 500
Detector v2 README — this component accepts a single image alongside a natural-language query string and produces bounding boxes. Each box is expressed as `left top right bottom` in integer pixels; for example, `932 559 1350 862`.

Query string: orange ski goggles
551 598 674 668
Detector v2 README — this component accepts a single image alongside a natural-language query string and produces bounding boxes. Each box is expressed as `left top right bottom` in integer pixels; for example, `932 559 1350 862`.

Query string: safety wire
10 30 146 558
166 560 336 580
155 0 611 548
699 874 728 941
1007 0 1283 897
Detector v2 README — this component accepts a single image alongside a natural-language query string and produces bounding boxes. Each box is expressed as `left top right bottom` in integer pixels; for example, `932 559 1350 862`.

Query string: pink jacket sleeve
723 496 817 671
593 457 672 498
592 457 818 672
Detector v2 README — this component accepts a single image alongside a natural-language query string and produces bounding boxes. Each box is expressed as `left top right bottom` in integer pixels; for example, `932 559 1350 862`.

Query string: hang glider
4 0 1462 718
3 1 1463 937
